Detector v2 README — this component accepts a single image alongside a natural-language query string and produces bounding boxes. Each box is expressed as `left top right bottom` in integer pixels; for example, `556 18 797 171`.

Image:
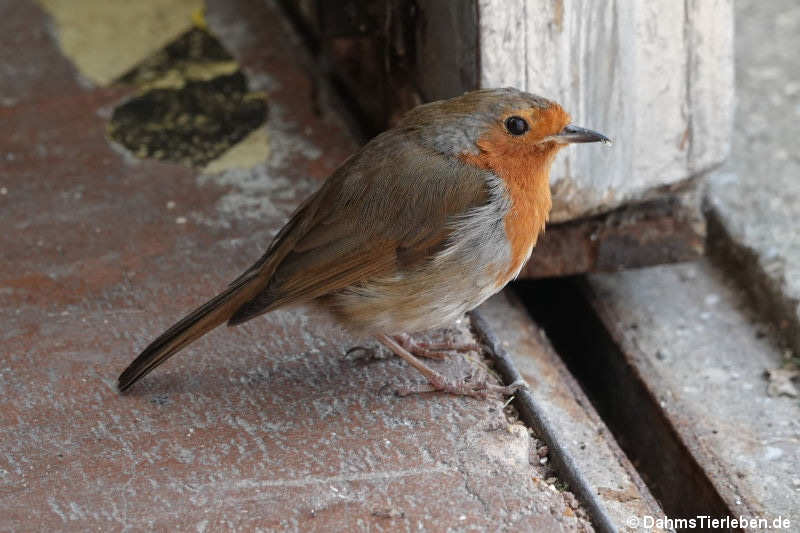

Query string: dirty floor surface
0 1 591 530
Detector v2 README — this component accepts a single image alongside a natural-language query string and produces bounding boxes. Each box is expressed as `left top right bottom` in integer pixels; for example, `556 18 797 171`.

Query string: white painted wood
478 0 734 222
686 0 735 175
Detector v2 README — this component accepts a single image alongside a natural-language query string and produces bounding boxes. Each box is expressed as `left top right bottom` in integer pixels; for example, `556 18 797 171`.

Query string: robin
118 87 610 397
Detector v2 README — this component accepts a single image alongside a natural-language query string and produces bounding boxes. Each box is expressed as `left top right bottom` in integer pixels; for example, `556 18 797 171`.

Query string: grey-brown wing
227 130 491 325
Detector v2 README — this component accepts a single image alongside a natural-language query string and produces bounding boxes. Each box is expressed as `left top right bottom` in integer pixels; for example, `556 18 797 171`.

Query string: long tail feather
118 278 261 392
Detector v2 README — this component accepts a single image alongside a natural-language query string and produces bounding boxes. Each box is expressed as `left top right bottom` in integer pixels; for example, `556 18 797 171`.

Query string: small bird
118 88 610 397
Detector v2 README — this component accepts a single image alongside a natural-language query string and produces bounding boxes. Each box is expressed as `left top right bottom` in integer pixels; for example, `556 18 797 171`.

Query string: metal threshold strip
471 292 668 532
471 309 618 533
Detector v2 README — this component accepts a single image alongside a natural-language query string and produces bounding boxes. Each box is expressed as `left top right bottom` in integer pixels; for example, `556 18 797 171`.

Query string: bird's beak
543 124 612 145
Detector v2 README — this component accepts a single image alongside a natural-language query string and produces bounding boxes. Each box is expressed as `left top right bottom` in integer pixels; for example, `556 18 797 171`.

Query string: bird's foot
392 332 481 360
396 376 528 399
376 333 526 399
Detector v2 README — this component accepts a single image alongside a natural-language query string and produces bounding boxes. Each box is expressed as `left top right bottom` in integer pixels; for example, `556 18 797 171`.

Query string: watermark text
626 515 791 530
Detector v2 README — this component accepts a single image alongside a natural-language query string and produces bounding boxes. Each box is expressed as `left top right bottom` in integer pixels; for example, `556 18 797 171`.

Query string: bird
118 87 610 397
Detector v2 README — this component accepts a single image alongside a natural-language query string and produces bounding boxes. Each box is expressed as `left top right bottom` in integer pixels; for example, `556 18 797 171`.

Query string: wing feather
228 130 491 325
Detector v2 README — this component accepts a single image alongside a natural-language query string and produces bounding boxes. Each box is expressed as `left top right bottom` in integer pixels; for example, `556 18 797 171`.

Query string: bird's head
399 87 610 178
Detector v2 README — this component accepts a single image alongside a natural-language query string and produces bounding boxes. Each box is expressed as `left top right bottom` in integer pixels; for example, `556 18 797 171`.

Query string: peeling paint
202 127 270 174
37 0 204 85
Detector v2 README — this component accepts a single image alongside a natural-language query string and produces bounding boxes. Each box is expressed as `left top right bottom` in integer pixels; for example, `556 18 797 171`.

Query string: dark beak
548 124 612 145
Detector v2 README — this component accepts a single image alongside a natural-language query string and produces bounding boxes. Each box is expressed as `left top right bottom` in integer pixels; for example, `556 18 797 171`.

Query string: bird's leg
392 332 481 360
376 333 527 399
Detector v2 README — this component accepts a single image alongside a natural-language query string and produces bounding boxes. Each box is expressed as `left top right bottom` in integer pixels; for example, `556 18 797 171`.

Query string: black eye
505 116 529 136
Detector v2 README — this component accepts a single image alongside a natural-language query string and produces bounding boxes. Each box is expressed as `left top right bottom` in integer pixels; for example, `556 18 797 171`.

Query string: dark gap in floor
514 277 733 530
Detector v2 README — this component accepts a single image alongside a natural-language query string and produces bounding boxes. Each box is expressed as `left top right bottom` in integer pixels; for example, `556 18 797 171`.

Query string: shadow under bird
118 87 611 397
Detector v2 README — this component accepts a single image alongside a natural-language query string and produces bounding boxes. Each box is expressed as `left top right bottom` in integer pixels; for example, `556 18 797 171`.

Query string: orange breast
461 148 553 285
460 105 568 286
497 165 552 285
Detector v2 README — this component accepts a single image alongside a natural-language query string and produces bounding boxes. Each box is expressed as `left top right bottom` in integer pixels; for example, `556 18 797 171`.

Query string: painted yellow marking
203 127 271 174
38 0 204 85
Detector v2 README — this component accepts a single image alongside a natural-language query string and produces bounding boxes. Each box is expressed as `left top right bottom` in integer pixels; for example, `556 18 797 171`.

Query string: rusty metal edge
470 310 618 533
521 180 706 279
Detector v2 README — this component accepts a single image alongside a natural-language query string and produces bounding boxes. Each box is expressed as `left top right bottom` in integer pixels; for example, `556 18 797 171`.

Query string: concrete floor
0 1 597 530
4 0 798 530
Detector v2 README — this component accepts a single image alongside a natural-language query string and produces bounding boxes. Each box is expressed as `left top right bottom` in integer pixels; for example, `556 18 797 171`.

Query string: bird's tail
117 276 262 392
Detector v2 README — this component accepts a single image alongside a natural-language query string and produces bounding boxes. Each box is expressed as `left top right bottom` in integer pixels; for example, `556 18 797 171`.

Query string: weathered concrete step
521 261 800 529
705 0 800 359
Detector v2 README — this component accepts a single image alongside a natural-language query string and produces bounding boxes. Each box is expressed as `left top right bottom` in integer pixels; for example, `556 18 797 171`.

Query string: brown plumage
118 87 610 396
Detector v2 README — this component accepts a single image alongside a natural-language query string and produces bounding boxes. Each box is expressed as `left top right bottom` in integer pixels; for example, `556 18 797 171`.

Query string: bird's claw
396 376 528 399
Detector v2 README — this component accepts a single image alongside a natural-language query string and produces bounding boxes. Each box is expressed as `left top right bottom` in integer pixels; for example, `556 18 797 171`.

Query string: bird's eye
505 116 529 136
